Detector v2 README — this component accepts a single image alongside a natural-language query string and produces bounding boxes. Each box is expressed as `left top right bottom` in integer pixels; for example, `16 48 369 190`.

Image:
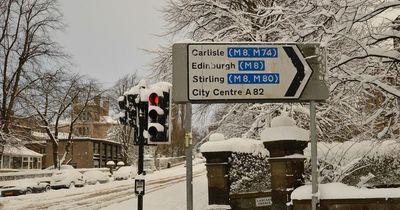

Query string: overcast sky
57 0 168 88
56 1 399 90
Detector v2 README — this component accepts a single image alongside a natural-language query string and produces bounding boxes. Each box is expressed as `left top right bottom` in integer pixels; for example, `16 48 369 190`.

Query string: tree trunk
52 142 59 169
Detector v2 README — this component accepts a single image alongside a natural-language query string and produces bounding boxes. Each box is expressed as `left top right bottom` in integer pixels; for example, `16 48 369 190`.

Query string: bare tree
157 104 185 157
0 0 66 155
21 70 100 168
153 0 400 142
107 73 139 164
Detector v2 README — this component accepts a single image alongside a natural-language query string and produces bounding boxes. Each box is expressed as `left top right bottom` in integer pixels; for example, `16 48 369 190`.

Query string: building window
40 148 46 154
107 144 111 157
38 158 42 169
80 111 90 121
93 142 100 155
2 156 9 168
78 127 90 137
12 157 22 169
94 159 100 168
84 127 90 136
32 158 38 169
101 144 106 156
113 146 117 158
23 157 29 169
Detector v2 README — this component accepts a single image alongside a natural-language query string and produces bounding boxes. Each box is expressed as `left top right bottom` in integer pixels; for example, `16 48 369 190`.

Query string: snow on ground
103 173 208 210
103 163 208 210
0 163 207 210
292 182 400 200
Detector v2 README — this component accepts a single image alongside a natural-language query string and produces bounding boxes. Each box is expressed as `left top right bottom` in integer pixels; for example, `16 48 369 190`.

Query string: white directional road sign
188 43 312 101
172 42 329 103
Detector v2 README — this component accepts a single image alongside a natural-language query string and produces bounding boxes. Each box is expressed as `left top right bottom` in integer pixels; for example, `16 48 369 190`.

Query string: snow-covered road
0 164 208 210
103 171 209 210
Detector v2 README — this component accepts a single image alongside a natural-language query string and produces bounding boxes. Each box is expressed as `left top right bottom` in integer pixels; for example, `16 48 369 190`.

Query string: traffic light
146 87 171 144
126 93 138 127
117 81 171 145
118 110 128 125
118 96 127 110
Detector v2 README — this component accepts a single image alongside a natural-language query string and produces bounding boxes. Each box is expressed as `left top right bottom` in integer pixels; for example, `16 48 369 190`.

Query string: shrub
229 152 271 194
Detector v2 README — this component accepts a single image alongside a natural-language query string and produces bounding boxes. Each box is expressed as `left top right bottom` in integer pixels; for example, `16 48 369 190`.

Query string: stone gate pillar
261 116 309 210
200 133 232 210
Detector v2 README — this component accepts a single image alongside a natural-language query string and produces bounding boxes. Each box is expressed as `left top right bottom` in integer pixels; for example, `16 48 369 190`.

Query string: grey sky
57 0 168 88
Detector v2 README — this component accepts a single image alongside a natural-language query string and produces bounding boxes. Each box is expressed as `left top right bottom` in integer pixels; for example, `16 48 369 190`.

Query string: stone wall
293 198 400 210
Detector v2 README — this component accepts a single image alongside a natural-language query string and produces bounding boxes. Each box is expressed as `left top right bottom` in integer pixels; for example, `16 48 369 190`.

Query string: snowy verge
206 204 231 210
291 182 400 200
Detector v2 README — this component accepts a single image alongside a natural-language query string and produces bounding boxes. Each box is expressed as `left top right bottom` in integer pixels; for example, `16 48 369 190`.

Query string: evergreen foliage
229 152 271 194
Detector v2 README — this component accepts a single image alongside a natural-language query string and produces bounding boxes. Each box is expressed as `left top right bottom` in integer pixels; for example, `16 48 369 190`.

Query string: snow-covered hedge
200 134 271 194
341 154 400 187
229 152 270 194
304 140 400 187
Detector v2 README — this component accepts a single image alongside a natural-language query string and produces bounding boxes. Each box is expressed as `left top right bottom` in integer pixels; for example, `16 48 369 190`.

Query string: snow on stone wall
200 133 268 157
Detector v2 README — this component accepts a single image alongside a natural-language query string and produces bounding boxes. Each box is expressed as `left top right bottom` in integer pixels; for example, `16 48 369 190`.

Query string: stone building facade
26 95 122 168
44 137 121 168
58 95 113 139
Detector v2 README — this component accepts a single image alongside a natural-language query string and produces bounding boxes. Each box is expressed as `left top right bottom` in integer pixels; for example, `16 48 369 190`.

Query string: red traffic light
148 93 159 105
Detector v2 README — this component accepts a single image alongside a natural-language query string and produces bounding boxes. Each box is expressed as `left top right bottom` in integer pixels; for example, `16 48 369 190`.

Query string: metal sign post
310 101 318 210
184 103 193 210
137 103 145 210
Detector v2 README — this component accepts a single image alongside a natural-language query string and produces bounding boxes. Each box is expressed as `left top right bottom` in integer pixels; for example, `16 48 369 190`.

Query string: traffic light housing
146 87 171 144
126 93 138 127
118 110 128 125
118 96 127 110
117 81 171 145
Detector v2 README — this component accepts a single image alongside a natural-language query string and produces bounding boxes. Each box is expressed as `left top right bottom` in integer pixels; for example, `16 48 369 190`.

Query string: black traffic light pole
137 103 145 210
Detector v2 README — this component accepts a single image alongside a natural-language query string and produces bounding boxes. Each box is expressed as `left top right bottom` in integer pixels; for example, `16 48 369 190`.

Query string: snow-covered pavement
0 164 208 210
103 172 208 210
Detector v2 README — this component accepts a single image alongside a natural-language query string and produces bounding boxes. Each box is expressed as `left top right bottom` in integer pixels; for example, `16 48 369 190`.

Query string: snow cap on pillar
209 133 225 142
261 115 309 142
200 133 267 156
200 133 229 153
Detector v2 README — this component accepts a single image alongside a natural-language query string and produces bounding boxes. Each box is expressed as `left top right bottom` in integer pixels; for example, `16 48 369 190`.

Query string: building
44 137 121 168
27 95 122 168
0 144 43 170
58 95 113 139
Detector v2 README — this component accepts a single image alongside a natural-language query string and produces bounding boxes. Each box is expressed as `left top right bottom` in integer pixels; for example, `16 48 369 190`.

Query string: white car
114 166 136 180
50 169 85 189
1 179 51 197
45 165 75 170
83 170 110 185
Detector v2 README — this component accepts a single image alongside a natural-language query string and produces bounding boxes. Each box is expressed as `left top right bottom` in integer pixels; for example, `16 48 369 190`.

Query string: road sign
135 177 145 195
172 43 329 103
255 197 272 207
